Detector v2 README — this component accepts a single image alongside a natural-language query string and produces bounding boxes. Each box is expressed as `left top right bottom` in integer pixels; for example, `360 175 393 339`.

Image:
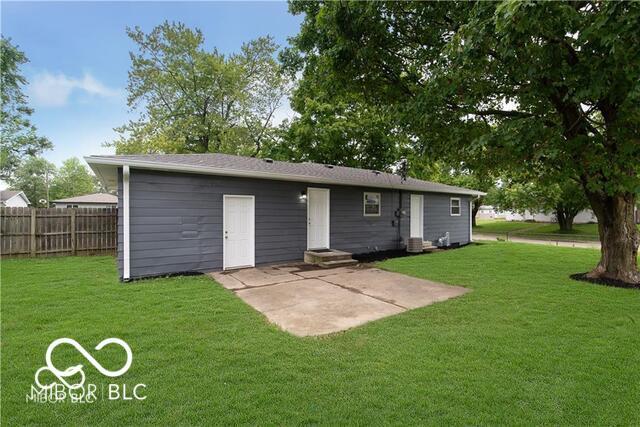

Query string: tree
7 156 55 207
268 98 407 172
49 157 97 201
489 180 590 231
0 37 52 180
110 22 291 156
267 44 409 171
286 1 640 283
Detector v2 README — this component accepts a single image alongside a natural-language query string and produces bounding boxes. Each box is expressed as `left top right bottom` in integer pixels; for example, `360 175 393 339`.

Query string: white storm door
410 194 424 239
307 188 330 249
223 195 255 270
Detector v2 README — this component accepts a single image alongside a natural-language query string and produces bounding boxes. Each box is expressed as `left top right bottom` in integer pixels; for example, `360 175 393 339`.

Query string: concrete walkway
209 264 468 336
474 233 601 249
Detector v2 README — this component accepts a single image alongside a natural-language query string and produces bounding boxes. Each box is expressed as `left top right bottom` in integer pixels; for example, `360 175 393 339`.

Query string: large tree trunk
472 198 481 227
586 191 640 284
555 206 577 232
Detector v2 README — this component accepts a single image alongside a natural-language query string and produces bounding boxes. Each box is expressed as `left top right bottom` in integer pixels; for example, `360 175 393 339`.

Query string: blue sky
1 1 303 170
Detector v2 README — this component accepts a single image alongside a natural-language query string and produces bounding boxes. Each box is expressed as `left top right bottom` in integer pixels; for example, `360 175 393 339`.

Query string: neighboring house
476 205 497 220
51 193 117 208
0 190 31 207
503 209 597 224
86 153 484 281
479 205 598 224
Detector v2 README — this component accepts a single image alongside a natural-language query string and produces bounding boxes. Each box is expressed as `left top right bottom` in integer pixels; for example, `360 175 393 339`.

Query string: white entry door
223 195 255 270
410 194 424 239
307 188 330 249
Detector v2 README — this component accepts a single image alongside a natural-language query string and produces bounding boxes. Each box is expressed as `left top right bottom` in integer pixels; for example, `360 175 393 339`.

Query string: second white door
223 195 255 270
410 194 424 239
307 188 330 249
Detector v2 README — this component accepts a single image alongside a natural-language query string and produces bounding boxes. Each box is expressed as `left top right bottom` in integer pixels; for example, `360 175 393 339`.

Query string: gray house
86 154 484 281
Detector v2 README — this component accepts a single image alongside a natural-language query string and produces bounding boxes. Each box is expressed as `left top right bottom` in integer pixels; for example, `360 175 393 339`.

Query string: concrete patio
209 263 469 336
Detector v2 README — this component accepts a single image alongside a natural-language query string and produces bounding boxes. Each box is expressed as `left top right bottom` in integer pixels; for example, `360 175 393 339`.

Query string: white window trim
363 192 381 217
450 197 461 216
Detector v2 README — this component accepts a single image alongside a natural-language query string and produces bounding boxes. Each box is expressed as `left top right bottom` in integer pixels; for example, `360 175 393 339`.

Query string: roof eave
84 156 485 196
3 191 30 205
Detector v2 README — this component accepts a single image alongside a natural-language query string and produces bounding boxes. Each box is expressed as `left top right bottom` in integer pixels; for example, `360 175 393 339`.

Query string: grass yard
473 219 640 241
2 243 639 425
473 219 547 234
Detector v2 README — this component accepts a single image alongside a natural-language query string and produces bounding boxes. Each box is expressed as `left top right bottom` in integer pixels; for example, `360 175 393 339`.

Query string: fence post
70 209 76 255
30 208 37 256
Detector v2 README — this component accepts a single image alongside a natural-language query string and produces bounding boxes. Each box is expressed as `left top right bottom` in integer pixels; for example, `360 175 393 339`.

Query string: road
474 233 601 250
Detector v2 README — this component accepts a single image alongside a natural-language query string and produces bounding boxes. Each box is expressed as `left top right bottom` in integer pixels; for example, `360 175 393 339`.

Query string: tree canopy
7 156 55 208
8 157 99 207
49 157 98 201
489 180 590 231
110 22 291 156
0 37 52 180
285 1 640 283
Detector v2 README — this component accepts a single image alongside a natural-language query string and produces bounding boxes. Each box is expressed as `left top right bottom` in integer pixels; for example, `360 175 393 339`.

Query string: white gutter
85 156 486 197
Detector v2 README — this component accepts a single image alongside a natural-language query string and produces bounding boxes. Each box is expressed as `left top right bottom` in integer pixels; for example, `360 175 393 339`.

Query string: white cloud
29 71 122 107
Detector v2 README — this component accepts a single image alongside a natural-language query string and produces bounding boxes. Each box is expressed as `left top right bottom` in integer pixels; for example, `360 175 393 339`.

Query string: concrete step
318 259 359 268
304 249 353 264
423 245 439 252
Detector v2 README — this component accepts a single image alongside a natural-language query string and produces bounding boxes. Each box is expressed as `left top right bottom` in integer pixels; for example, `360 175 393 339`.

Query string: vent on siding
263 158 274 163
372 170 381 175
181 217 199 239
324 164 334 169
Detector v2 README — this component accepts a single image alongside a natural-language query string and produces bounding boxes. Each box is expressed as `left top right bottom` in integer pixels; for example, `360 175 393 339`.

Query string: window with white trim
363 192 381 216
450 198 461 216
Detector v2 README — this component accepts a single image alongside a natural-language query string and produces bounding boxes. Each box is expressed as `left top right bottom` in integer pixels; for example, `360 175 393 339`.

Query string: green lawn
2 244 639 425
473 219 640 241
474 219 546 234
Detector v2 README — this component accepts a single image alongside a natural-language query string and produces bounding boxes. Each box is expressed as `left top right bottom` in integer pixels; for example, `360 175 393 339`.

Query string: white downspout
469 199 474 242
123 165 130 280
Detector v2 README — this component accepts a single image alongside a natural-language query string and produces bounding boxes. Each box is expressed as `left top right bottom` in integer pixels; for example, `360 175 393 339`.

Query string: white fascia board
84 156 486 196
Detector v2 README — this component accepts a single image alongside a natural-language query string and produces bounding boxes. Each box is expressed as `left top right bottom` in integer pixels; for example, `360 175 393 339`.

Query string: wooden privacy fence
1 207 117 257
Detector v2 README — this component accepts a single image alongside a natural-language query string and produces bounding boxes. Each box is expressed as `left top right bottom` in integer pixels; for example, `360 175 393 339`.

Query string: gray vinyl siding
124 170 307 279
423 193 471 245
330 187 404 253
117 169 472 280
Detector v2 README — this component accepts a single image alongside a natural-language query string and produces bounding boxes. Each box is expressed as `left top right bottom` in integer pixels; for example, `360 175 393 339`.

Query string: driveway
210 263 468 336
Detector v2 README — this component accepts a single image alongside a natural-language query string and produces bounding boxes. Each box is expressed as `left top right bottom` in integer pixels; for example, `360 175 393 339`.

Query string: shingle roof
52 193 117 204
85 153 485 196
0 190 22 202
0 190 31 205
